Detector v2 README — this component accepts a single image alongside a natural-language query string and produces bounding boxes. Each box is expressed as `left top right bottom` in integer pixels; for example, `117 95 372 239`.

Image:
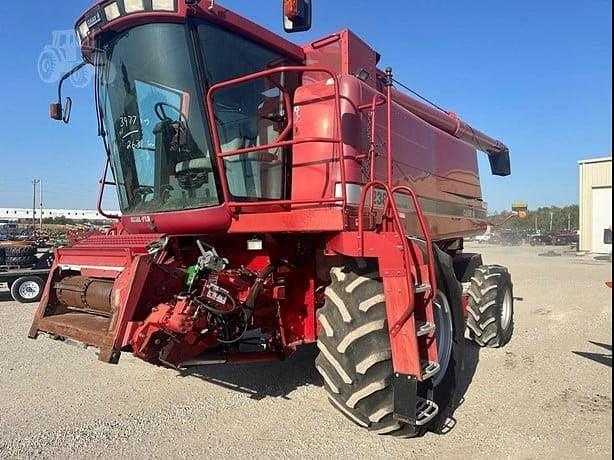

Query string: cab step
416 321 435 336
415 398 440 426
413 283 431 294
421 360 441 380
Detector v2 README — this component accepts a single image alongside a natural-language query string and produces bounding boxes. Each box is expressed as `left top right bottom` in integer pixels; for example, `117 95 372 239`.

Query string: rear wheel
316 256 464 436
10 276 45 303
466 265 514 347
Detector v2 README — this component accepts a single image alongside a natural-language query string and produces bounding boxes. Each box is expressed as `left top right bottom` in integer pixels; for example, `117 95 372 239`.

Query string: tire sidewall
493 270 514 345
429 246 465 430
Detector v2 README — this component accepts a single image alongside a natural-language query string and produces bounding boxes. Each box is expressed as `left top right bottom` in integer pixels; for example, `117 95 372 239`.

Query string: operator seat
175 157 212 194
217 113 257 198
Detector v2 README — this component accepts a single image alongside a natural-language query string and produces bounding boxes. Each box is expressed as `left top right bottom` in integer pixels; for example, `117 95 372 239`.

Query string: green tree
490 205 579 232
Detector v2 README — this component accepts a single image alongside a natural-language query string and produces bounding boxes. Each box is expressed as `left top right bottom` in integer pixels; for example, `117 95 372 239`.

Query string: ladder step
415 398 440 426
421 360 440 380
416 321 435 337
414 283 431 294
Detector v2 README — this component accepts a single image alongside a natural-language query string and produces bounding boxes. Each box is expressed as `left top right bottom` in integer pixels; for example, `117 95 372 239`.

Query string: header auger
33 0 515 436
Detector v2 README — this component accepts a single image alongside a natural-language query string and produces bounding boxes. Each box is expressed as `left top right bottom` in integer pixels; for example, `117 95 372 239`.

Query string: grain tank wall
298 30 488 240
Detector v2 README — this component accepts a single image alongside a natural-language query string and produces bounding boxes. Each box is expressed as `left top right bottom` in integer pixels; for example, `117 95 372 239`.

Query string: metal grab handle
391 185 437 299
97 157 120 220
357 181 438 336
357 180 415 334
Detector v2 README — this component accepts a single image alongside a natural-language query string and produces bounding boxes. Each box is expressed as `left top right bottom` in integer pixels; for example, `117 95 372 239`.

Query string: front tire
316 255 464 436
466 265 514 347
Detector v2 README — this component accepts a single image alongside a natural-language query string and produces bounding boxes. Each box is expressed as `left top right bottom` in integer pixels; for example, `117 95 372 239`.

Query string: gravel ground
0 244 611 459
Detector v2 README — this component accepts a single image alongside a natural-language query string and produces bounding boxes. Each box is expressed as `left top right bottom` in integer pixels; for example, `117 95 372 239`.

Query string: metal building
0 208 118 222
578 157 612 253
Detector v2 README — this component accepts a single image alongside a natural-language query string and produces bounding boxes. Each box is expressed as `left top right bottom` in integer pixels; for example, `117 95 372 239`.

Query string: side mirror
604 228 612 245
283 0 312 33
49 61 86 124
49 97 72 124
62 97 73 123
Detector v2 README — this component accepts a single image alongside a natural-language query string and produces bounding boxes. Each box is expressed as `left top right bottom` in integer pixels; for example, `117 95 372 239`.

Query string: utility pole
39 180 44 233
567 213 571 231
32 179 40 233
535 215 538 232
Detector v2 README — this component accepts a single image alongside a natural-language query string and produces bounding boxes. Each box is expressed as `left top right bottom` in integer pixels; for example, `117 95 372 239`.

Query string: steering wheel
133 186 154 200
154 102 187 123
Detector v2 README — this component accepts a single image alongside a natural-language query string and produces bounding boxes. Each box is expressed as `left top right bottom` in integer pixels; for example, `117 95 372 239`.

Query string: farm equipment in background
529 232 554 246
529 231 579 247
1 244 54 303
512 202 529 220
551 231 579 247
31 0 516 436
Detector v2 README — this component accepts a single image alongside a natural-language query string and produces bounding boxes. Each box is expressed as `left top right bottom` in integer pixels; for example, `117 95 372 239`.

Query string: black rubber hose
244 265 277 321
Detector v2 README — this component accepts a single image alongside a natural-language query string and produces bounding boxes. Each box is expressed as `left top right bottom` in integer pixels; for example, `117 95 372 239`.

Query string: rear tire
316 254 464 436
466 265 514 348
10 276 45 303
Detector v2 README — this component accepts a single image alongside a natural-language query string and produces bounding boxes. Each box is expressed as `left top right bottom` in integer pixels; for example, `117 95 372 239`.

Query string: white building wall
578 157 612 252
0 208 120 221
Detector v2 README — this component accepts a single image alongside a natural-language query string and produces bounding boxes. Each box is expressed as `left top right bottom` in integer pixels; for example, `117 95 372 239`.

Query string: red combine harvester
32 0 515 436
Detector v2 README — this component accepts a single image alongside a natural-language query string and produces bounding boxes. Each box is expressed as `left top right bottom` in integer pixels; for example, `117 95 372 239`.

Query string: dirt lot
0 244 611 459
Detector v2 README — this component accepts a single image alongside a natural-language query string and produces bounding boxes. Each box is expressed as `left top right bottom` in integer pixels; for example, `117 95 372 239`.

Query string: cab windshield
99 22 291 215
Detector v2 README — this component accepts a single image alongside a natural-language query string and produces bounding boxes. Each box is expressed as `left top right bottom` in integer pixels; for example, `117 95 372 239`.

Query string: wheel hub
432 291 453 387
19 281 40 300
501 288 513 331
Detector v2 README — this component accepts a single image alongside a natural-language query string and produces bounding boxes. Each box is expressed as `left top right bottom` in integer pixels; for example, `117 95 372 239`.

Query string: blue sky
0 0 611 212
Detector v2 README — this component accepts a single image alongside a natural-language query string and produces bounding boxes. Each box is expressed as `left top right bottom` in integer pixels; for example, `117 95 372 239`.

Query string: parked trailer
0 249 53 303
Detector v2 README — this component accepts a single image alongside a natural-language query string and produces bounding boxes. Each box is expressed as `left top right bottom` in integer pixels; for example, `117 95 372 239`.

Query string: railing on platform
205 66 346 211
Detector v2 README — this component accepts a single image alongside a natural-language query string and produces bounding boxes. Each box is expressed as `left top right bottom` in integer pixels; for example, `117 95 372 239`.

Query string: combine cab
33 0 515 436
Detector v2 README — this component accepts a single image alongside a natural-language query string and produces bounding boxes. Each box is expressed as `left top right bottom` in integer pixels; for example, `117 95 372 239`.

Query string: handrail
391 185 438 300
366 94 386 209
357 95 386 112
384 68 394 188
97 157 120 220
356 76 443 367
359 68 437 302
357 180 437 336
217 136 339 158
357 180 415 336
206 66 345 210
